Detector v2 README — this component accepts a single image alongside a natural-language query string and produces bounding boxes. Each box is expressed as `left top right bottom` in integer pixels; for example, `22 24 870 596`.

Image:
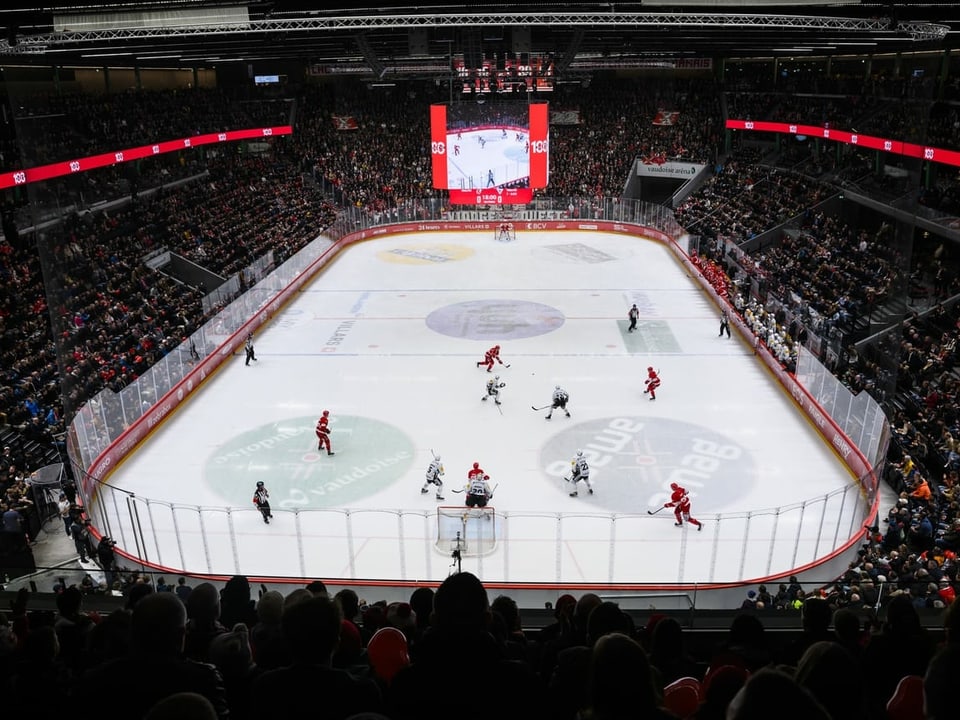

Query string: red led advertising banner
726 119 960 168
0 126 293 190
528 101 549 188
430 104 449 189
448 187 534 204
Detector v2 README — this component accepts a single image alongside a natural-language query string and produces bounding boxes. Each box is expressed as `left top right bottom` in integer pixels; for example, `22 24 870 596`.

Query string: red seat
886 674 924 720
663 676 702 719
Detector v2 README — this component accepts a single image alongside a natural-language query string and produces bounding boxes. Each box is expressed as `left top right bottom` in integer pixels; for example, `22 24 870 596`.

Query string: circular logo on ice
541 417 755 512
205 416 415 508
377 243 474 265
426 300 564 340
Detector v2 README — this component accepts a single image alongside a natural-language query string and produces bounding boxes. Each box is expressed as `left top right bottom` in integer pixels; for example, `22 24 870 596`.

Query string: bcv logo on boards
526 222 547 230
541 417 755 510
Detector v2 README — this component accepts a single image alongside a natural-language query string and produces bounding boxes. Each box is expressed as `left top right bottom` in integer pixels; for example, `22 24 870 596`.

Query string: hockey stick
647 506 667 515
496 401 503 416
451 488 465 494
531 404 552 411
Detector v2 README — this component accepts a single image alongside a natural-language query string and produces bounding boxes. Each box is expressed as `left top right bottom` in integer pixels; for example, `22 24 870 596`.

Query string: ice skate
565 411 570 417
674 521 683 527
589 488 594 494
481 396 487 401
697 524 703 531
328 451 335 456
569 491 578 497
545 414 552 420
421 488 429 494
495 400 501 405
649 396 656 401
435 495 444 501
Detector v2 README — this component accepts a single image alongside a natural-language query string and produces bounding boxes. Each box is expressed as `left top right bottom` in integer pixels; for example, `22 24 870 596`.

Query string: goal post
436 505 497 556
494 222 516 243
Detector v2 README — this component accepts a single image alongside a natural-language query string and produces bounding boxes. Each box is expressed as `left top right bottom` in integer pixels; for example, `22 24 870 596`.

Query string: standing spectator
250 590 289 671
581 632 676 720
175 576 193 603
96 535 118 590
184 582 228 664
70 517 94 563
219 575 259 629
57 492 74 537
777 596 834 668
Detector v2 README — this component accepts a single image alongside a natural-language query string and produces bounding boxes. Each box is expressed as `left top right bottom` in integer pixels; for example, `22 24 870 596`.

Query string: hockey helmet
555 385 561 390
322 410 329 417
494 345 500 350
483 475 490 480
473 462 480 469
670 482 679 491
256 481 265 488
647 366 654 372
494 375 500 381
576 450 583 458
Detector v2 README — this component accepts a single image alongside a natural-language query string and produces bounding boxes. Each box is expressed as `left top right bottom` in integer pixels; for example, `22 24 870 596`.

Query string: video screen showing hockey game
430 101 548 194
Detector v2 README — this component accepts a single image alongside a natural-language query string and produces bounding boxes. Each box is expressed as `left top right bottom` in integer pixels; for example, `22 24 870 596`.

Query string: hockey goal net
494 222 516 243
436 505 497 556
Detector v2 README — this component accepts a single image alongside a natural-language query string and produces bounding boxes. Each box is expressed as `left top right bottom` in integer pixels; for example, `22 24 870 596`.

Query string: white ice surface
102 231 863 587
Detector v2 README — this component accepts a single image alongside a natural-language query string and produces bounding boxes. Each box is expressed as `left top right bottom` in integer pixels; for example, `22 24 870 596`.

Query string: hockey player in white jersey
546 385 571 420
465 473 494 508
567 450 594 497
481 375 505 405
421 454 445 500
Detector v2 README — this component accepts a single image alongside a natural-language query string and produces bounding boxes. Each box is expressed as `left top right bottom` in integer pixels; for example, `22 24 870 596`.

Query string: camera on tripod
450 531 463 572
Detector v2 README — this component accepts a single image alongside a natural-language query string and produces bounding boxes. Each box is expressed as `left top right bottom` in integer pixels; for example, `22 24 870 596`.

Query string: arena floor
101 230 863 588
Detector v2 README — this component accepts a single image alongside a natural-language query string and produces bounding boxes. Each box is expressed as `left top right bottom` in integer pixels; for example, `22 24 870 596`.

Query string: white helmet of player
494 375 500 381
555 385 561 390
576 450 583 458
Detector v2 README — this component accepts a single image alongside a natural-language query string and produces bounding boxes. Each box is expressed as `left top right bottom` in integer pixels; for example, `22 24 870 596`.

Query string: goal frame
494 222 516 243
436 505 497 556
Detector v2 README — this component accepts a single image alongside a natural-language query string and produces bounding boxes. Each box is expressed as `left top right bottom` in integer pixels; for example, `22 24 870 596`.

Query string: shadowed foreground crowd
2 570 959 720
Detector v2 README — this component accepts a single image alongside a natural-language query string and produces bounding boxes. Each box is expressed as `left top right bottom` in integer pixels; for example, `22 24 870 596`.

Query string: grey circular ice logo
426 300 564 340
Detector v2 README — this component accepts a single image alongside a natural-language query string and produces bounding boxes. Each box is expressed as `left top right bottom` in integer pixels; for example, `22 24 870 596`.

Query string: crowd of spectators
1 66 960 717
1 569 958 720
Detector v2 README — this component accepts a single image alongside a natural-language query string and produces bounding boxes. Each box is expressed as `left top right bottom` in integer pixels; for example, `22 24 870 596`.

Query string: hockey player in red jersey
664 482 702 530
643 367 661 400
315 411 334 455
467 461 485 484
477 344 506 372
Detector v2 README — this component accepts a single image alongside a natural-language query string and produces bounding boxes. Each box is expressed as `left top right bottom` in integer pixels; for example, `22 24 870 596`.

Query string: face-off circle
205 416 415 508
541 416 756 512
426 299 565 340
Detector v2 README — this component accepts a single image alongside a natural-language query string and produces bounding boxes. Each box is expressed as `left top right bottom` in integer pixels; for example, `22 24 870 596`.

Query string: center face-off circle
426 299 565 340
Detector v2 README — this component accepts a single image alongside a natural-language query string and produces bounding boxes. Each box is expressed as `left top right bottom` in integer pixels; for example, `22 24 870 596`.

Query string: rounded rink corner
436 505 498 557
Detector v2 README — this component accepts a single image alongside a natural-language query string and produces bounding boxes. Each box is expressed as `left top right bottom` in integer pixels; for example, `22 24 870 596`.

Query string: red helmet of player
473 462 480 469
494 345 500 351
670 483 679 490
322 410 329 418
648 367 654 373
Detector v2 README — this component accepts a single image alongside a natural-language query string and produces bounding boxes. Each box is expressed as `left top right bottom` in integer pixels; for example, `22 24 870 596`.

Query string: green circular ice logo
205 415 415 508
541 416 755 512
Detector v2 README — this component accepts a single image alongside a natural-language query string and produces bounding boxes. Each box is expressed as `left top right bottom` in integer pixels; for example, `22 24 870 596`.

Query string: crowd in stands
1 66 960 717
1 568 958 719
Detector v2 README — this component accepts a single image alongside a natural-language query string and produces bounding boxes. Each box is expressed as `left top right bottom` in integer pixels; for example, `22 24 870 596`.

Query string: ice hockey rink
100 229 867 588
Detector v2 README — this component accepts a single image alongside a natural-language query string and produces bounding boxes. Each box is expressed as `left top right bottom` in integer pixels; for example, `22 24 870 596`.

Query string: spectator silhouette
547 600 635 720
184 582 228 664
707 612 772 673
776 595 834 668
579 631 676 720
249 590 289 671
647 615 703 688
387 571 545 720
793 640 868 720
862 593 937 717
218 575 258 630
77 591 229 719
726 667 831 720
251 593 383 720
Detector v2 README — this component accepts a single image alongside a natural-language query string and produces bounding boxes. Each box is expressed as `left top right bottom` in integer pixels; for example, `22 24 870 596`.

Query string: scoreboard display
454 52 555 94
